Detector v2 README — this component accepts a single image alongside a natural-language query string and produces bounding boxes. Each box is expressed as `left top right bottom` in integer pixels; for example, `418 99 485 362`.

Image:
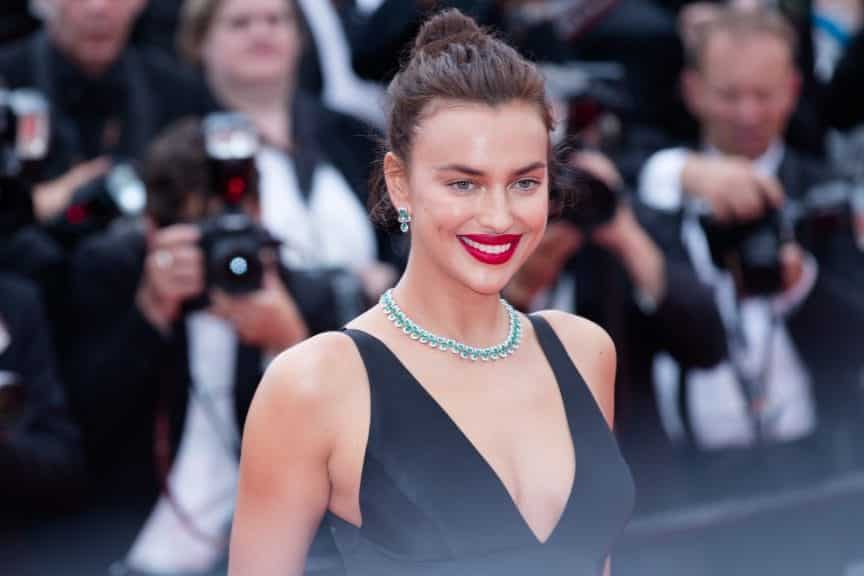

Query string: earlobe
383 152 410 209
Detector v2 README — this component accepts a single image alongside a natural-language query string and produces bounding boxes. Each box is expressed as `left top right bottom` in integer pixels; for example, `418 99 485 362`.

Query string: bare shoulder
255 331 362 408
244 331 367 455
532 310 617 429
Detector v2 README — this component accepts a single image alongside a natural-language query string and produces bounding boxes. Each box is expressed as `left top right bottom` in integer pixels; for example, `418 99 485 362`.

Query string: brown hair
369 9 556 230
177 0 300 64
142 117 259 227
686 7 798 71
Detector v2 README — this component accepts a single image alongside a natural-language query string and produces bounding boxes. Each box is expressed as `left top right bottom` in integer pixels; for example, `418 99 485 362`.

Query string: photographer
180 0 396 303
506 149 728 451
638 7 827 449
0 0 205 229
0 268 84 526
70 118 349 574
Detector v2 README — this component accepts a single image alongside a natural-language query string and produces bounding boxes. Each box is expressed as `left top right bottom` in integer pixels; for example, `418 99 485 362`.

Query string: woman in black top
230 9 634 576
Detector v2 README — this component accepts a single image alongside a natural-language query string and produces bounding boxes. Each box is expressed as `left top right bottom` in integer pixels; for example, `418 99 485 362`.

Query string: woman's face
392 100 550 296
201 0 301 89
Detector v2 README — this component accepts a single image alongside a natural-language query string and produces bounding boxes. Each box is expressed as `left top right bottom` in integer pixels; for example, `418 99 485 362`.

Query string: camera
699 175 862 296
204 112 258 209
0 87 49 237
553 159 619 231
199 112 277 294
700 210 784 296
541 62 632 148
199 211 279 294
49 162 148 244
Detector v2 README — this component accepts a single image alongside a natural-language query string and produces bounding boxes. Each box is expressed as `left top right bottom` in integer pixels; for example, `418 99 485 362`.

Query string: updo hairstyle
369 9 567 231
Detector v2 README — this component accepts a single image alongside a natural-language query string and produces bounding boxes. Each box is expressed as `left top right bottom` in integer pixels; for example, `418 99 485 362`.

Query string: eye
448 180 476 193
227 15 251 30
511 178 541 193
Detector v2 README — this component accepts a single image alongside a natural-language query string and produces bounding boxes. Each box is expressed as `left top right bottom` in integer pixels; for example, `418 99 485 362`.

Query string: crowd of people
1 0 863 574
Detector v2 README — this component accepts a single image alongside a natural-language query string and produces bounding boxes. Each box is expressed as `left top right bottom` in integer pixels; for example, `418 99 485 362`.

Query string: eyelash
446 178 542 193
512 178 541 193
448 180 475 193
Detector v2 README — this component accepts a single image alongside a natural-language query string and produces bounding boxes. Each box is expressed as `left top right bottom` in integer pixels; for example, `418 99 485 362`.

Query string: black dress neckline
343 314 578 545
330 314 635 574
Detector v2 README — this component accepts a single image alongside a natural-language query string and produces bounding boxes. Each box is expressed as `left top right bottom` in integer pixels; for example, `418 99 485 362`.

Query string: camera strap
727 299 782 443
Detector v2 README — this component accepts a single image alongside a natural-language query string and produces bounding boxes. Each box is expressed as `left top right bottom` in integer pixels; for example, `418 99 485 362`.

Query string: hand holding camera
136 224 205 333
682 155 784 222
32 156 110 222
593 203 667 306
209 267 308 353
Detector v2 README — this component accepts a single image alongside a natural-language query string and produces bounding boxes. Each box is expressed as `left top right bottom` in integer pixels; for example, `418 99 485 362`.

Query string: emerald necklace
379 289 522 361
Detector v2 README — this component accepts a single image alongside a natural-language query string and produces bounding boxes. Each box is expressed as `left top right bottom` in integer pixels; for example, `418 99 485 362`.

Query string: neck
391 249 511 348
210 75 293 147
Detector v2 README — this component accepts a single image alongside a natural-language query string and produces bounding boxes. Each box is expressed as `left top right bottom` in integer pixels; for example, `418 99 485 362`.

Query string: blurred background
1 0 863 574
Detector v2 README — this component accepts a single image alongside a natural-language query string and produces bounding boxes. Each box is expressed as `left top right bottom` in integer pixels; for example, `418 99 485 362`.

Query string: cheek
422 197 472 233
519 194 550 239
206 35 243 69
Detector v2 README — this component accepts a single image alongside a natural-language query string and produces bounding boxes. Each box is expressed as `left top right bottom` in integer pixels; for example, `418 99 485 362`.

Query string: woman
179 0 394 304
230 9 634 576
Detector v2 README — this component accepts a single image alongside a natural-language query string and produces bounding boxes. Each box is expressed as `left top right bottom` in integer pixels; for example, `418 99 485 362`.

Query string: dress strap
528 314 614 435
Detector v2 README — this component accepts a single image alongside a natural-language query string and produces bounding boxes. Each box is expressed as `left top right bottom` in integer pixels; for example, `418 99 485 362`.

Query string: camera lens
208 237 263 294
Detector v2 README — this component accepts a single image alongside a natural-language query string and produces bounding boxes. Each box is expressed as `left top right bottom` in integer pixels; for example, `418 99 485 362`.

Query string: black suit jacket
70 222 347 505
651 146 864 431
0 32 207 181
0 272 84 525
563 199 728 444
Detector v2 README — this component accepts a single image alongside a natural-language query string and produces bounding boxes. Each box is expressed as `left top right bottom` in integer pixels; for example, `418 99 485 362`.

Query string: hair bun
413 8 485 56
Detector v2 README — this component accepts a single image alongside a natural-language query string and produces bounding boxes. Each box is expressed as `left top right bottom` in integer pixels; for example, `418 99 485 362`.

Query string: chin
458 262 522 297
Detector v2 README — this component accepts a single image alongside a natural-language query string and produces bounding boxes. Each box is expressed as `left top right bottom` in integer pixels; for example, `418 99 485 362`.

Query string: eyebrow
434 162 547 177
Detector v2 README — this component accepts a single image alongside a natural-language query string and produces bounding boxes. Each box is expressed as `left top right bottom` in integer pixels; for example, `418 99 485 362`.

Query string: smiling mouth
458 234 521 265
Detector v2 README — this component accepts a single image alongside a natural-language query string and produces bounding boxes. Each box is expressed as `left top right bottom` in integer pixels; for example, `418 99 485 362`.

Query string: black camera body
198 112 277 295
554 160 619 231
700 210 784 296
199 212 278 294
49 163 147 244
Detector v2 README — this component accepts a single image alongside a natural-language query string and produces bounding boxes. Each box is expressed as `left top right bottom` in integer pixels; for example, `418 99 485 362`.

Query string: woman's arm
228 335 344 575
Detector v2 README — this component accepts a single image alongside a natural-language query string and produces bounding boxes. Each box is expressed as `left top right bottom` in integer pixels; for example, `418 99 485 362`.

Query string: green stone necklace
379 289 522 361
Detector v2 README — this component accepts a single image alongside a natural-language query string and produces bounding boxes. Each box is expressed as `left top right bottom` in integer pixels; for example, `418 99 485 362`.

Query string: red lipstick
458 234 521 265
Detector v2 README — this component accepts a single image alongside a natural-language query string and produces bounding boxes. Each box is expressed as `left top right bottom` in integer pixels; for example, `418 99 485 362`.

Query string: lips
458 234 522 265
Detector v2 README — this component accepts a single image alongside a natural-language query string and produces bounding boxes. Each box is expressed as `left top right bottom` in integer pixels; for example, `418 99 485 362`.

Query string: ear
681 69 704 119
383 152 410 211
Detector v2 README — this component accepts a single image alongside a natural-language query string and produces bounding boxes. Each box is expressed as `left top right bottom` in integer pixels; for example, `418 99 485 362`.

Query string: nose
82 0 109 13
476 187 514 232
734 95 764 128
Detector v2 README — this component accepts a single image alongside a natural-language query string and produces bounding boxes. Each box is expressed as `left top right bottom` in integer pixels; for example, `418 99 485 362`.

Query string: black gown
328 315 635 575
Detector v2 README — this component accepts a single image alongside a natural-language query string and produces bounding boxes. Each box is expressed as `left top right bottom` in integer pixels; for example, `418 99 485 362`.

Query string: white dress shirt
294 0 386 128
127 313 239 573
257 146 377 272
638 143 818 449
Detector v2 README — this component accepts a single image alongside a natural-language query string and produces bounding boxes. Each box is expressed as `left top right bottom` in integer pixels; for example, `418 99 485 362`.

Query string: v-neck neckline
349 316 578 545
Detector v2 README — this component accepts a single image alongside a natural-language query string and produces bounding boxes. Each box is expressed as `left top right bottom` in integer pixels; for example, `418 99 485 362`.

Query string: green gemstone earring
397 208 412 233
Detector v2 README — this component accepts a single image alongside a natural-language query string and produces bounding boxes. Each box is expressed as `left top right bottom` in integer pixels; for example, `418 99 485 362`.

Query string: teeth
461 237 512 255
